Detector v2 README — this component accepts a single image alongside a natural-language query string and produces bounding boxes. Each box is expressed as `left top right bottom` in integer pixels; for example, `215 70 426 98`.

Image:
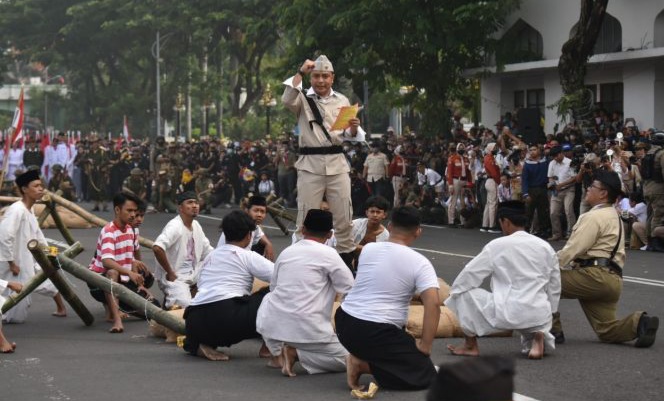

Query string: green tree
278 0 519 137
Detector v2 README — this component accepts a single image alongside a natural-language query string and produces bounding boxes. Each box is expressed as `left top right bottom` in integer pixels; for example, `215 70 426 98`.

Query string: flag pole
0 127 15 187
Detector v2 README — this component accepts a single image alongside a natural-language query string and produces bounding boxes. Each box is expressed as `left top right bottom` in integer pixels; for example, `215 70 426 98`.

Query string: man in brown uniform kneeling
552 170 658 347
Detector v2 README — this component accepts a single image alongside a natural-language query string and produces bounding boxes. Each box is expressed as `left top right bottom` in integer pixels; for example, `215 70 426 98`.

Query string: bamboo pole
55 253 185 334
0 195 20 204
37 204 52 227
45 190 155 249
47 198 76 245
267 204 296 223
27 240 94 326
1 242 84 314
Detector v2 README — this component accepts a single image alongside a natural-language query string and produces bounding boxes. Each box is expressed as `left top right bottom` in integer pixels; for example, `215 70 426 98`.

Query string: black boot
339 252 356 276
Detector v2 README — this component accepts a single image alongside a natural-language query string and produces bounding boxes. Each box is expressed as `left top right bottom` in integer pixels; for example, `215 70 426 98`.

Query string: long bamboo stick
55 253 185 334
28 240 94 326
1 242 84 314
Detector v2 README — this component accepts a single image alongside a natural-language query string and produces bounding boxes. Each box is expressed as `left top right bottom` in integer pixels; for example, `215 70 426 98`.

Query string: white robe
7 148 25 180
0 201 58 323
446 230 561 353
351 218 389 245
256 239 354 374
153 215 213 308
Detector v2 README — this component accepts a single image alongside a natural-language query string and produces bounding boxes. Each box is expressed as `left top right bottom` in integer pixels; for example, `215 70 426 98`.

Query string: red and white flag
10 87 25 145
123 115 132 142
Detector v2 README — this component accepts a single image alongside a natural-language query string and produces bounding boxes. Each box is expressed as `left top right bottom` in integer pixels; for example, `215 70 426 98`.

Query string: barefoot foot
528 332 545 360
197 344 230 361
447 344 480 356
52 311 67 318
281 345 298 377
266 354 283 369
0 341 16 353
346 354 367 391
259 342 271 358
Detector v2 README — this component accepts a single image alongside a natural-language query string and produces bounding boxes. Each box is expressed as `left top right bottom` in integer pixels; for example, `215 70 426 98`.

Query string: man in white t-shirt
153 191 214 309
335 206 440 391
257 209 354 376
184 211 274 361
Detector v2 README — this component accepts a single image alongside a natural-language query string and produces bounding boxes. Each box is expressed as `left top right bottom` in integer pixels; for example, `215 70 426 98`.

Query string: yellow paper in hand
331 104 359 131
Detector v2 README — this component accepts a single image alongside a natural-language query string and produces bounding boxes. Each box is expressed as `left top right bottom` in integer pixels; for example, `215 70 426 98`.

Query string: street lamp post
173 92 185 141
201 102 216 138
43 75 65 132
260 84 277 137
152 31 174 141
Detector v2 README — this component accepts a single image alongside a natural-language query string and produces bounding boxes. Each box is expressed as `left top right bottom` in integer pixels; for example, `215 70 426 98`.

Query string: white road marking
189 216 664 288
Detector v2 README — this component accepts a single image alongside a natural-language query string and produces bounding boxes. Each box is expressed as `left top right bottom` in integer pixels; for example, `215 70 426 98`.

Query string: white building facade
476 0 664 134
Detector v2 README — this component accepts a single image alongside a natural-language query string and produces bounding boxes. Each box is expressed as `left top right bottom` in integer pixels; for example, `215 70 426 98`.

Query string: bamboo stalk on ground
27 240 94 326
55 253 185 334
1 242 84 314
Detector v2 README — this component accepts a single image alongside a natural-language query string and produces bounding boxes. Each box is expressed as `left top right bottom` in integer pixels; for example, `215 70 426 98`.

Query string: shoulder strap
300 89 333 144
610 213 622 261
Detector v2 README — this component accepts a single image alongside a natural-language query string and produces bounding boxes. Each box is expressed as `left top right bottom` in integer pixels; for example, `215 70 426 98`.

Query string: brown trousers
552 266 641 343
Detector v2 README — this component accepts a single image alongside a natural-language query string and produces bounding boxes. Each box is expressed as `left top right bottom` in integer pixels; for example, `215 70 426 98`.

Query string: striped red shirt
89 221 135 275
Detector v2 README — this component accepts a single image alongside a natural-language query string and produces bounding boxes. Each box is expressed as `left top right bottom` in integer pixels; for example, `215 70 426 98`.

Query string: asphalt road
2 204 663 401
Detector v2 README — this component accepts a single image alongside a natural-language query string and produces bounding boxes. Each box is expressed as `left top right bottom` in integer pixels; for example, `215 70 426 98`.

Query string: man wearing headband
0 170 67 323
446 200 561 359
153 191 214 309
553 170 659 347
257 209 354 377
282 55 366 268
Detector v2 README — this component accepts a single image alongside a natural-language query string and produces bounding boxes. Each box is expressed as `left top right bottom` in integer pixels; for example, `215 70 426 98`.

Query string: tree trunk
557 0 609 124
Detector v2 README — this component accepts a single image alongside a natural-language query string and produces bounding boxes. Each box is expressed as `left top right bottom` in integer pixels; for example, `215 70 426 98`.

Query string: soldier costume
552 171 658 347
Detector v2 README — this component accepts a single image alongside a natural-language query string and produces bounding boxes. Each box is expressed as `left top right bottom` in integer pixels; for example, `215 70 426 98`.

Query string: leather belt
573 257 623 277
299 145 343 155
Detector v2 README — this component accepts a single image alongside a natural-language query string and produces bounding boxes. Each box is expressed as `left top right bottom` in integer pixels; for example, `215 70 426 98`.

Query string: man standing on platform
282 55 366 268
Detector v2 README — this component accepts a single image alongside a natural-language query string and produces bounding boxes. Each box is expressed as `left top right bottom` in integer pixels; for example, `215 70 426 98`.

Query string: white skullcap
313 55 334 72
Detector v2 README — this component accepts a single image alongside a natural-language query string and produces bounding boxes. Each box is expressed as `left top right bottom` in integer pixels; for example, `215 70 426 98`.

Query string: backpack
641 148 664 182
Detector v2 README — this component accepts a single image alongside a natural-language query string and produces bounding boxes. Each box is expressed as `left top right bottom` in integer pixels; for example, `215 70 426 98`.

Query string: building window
569 13 622 54
594 14 622 54
514 90 525 109
599 82 623 113
499 19 544 64
526 88 545 114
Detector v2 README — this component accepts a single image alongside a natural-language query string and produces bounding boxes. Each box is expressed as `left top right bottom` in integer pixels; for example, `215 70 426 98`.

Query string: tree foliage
1 0 518 138
277 0 519 136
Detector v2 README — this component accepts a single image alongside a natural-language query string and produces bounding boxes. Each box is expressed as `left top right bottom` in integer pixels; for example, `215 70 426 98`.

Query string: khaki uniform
123 176 146 200
642 145 664 237
48 174 75 201
553 204 642 343
282 80 364 253
88 148 107 203
195 175 213 212
154 173 177 213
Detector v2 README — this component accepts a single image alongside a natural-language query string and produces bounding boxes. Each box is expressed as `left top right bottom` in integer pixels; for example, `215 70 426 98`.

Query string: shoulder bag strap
300 89 333 144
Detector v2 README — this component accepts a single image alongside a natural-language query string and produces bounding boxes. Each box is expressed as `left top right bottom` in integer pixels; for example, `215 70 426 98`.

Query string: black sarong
335 307 437 390
183 287 269 355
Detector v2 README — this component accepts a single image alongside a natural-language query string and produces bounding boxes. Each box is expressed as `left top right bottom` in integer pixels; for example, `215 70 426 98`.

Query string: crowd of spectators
1 107 663 251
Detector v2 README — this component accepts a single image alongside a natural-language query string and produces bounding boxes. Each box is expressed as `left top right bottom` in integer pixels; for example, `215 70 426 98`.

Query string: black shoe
635 313 659 348
551 330 565 344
